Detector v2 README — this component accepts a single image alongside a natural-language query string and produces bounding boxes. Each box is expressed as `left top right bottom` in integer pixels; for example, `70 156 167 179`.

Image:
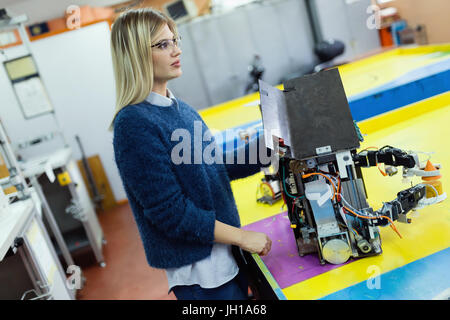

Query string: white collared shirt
145 88 178 109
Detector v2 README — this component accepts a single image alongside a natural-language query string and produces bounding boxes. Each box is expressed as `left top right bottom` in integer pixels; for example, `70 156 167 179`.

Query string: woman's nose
172 46 182 57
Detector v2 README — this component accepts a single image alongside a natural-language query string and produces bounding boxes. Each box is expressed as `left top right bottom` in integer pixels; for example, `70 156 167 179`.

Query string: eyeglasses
151 36 182 50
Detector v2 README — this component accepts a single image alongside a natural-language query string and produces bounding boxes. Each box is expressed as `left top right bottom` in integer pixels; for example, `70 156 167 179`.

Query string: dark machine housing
259 69 426 265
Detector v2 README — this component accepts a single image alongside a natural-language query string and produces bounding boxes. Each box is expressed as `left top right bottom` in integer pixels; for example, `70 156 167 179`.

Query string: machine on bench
256 68 446 265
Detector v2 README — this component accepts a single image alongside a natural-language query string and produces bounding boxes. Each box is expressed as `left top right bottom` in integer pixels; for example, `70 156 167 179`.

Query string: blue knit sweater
113 99 267 269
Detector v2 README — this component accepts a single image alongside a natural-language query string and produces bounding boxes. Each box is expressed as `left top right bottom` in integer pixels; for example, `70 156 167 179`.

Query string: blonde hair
109 8 178 130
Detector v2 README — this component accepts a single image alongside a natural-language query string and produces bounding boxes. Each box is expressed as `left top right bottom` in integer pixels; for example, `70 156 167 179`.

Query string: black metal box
260 68 360 159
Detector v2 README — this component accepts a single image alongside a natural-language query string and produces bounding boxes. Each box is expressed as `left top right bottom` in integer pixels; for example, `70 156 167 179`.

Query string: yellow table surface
198 45 450 299
282 93 450 299
339 44 450 97
225 92 450 300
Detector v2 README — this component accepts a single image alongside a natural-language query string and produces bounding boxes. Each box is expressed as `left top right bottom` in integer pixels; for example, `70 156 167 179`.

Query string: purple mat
242 211 352 289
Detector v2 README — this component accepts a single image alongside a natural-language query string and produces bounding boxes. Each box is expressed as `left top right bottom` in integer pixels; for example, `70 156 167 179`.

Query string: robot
257 69 446 265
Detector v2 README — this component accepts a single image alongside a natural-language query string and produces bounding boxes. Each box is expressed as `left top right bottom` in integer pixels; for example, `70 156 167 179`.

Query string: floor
76 203 176 300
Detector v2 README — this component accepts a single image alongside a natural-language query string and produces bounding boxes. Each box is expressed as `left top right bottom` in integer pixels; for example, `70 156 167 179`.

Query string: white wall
0 0 381 203
0 22 123 200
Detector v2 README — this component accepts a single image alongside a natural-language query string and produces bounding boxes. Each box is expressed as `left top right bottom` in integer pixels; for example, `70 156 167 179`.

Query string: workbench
18 147 105 269
199 44 450 300
0 199 74 299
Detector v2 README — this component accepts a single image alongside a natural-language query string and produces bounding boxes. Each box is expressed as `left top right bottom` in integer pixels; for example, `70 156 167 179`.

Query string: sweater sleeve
113 114 216 245
223 132 272 181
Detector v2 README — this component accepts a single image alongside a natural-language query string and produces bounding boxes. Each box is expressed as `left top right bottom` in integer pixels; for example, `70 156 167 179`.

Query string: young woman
110 8 272 300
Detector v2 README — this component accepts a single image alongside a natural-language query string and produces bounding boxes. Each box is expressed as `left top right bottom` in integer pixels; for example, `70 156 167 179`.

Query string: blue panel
348 56 450 102
321 247 450 300
348 69 450 122
274 288 287 300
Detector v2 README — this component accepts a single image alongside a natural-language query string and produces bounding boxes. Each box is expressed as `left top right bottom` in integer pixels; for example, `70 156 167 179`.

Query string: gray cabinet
312 0 381 61
169 0 316 109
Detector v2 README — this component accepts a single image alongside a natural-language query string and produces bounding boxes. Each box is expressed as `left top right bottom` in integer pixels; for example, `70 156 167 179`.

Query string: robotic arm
256 69 445 265
352 145 445 220
277 142 444 265
375 184 426 226
353 146 416 169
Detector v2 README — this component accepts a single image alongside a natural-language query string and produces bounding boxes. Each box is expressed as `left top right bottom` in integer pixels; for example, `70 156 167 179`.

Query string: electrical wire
334 174 341 201
288 165 404 239
326 173 342 201
339 221 357 236
339 194 402 239
311 170 342 201
357 147 390 177
342 205 402 239
312 174 404 239
280 165 306 223
377 163 387 176
291 196 305 219
301 172 337 200
358 146 379 153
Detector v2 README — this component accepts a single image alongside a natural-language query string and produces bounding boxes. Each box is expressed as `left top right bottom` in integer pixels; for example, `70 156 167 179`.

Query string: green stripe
251 253 281 290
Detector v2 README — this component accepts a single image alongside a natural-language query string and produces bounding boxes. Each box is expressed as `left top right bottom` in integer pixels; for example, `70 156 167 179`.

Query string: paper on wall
13 77 53 119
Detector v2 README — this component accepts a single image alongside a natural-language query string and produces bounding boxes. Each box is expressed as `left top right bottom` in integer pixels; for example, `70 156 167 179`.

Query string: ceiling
0 0 131 25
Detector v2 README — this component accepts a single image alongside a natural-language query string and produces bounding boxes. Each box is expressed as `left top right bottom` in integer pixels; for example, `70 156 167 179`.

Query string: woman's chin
171 69 182 79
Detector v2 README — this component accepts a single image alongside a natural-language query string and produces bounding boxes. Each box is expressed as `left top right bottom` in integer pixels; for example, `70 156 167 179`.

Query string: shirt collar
145 88 178 108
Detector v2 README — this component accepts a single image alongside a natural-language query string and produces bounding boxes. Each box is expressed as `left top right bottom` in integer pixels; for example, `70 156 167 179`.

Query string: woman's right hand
238 230 272 256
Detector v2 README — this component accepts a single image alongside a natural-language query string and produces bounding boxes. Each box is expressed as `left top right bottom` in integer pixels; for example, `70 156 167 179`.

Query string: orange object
422 160 443 198
424 180 443 198
379 27 394 47
421 160 442 181
377 163 387 176
0 29 23 50
2 186 17 195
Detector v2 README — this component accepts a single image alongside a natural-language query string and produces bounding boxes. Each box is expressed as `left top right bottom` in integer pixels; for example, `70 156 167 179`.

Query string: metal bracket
316 145 331 155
